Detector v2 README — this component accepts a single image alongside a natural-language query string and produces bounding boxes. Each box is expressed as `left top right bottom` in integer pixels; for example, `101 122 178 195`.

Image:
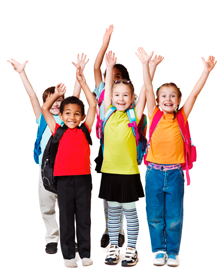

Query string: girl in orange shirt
136 48 217 267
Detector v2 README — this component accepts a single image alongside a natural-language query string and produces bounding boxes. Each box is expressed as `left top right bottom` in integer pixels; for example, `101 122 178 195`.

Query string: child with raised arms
7 54 89 255
98 50 150 267
94 24 164 248
42 65 96 268
136 47 217 267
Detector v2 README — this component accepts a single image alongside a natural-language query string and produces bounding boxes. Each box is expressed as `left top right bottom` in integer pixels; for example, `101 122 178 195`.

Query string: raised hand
7 59 28 73
105 51 117 67
76 66 86 84
72 53 89 72
55 83 66 96
135 47 154 64
201 56 217 73
150 55 164 67
103 24 114 45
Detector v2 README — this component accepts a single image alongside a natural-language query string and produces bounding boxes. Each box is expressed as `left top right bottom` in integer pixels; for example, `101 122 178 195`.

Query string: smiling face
157 86 181 114
112 83 134 111
59 103 85 129
47 95 63 115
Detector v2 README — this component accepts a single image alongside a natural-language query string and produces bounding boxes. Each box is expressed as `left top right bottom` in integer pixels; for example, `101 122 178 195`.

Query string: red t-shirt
52 123 91 176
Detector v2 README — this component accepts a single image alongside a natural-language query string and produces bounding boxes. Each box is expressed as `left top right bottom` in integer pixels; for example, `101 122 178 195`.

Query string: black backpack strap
79 124 92 145
50 124 68 166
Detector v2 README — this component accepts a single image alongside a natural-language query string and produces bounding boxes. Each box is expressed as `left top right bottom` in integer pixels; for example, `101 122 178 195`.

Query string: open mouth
68 121 76 124
164 103 173 107
117 102 126 106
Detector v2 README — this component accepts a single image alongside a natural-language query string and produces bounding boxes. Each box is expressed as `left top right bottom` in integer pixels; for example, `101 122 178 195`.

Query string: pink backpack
96 89 105 139
145 109 196 185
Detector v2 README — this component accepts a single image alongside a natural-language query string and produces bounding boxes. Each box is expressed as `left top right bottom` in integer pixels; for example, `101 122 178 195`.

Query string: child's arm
183 56 217 118
76 67 96 131
136 55 164 118
135 47 155 118
72 53 89 98
42 83 66 134
94 25 114 88
104 51 117 114
7 59 42 119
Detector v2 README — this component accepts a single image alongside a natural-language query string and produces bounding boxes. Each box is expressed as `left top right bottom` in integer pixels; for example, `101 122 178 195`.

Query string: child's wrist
202 68 210 76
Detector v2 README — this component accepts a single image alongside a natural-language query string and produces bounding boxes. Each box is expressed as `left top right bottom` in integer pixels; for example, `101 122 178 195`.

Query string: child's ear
59 113 63 120
82 114 86 121
178 98 181 105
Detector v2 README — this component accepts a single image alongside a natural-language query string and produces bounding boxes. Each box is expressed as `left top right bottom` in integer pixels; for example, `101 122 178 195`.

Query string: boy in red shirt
42 67 96 268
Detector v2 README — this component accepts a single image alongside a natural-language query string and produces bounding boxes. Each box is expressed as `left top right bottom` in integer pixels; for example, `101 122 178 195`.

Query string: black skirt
99 173 144 203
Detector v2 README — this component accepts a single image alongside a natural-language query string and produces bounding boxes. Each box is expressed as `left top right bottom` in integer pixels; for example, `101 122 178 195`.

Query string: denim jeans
145 164 184 255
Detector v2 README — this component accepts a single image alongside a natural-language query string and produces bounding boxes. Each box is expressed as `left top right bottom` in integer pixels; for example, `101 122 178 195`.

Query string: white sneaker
64 258 78 268
82 258 93 266
167 255 179 267
153 251 167 266
105 245 120 265
121 247 138 267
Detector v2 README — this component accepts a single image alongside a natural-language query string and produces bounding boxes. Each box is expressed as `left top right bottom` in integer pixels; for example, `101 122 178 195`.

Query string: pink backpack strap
98 89 105 107
149 109 163 142
96 89 105 139
144 109 163 165
176 111 191 185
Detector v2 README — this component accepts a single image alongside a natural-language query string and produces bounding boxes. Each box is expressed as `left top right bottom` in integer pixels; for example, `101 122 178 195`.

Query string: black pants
57 175 92 259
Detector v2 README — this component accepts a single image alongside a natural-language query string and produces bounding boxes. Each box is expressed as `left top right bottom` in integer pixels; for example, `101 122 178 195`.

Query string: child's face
47 95 63 115
59 103 85 129
157 86 181 114
112 68 122 81
104 68 122 83
112 84 134 111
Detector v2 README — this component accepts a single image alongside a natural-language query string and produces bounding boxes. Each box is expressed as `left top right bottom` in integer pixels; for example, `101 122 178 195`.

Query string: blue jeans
145 164 184 255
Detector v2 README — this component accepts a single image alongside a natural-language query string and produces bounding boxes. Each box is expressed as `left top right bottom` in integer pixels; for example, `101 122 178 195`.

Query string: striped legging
108 201 139 249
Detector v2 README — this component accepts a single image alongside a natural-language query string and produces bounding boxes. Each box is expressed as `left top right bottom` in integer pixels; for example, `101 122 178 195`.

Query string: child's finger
72 62 77 67
7 60 13 65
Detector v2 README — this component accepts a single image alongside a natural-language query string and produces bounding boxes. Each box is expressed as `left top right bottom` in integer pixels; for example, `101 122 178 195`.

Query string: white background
1 0 220 277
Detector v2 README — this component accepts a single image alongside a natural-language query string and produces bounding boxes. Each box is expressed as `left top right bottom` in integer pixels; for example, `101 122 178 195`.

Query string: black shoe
118 234 125 247
75 242 78 253
101 234 110 248
45 243 58 254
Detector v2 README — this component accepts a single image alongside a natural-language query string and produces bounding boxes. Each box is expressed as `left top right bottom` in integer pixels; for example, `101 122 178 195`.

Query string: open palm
105 51 117 67
136 47 154 64
202 56 217 73
151 55 164 66
7 59 28 73
72 53 89 71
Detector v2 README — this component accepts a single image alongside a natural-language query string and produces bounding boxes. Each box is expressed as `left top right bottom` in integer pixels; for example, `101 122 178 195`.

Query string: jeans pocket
145 166 153 183
178 168 185 180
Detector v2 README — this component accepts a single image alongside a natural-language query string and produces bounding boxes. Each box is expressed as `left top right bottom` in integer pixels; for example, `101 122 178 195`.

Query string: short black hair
60 96 85 115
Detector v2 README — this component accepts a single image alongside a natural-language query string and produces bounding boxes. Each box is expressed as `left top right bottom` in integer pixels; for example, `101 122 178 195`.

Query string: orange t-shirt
146 107 187 165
